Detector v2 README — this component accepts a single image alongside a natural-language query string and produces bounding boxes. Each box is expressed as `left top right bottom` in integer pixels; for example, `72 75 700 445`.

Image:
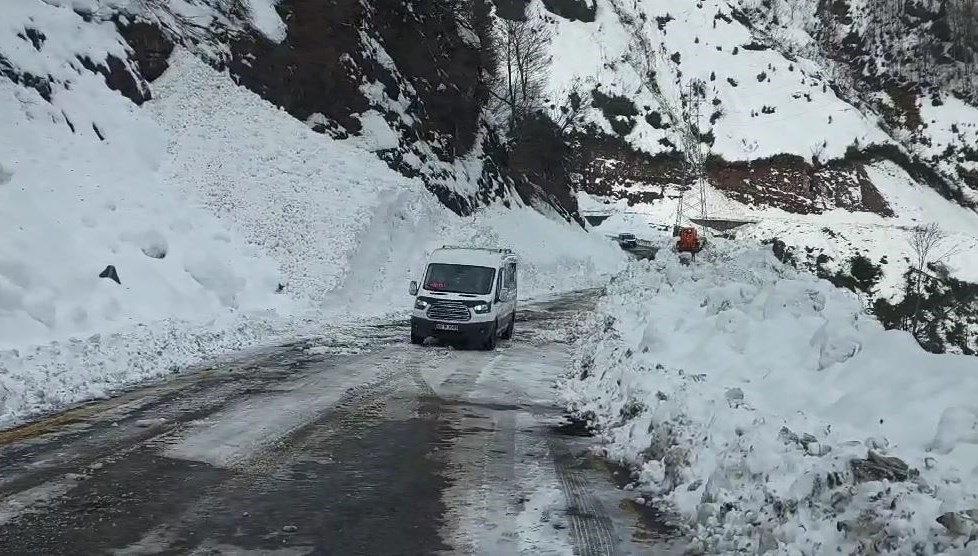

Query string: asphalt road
0 291 682 555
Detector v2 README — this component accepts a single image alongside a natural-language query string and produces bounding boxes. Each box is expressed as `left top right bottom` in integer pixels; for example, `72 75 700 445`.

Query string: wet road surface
0 290 682 555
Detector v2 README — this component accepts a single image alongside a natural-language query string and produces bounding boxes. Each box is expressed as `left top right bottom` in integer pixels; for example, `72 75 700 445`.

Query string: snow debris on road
563 242 978 554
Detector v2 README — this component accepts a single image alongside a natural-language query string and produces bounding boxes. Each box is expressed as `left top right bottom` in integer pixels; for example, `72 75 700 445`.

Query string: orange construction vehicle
676 227 704 255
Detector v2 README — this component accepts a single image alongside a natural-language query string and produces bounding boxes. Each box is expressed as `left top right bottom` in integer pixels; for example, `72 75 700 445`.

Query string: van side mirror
409 281 419 296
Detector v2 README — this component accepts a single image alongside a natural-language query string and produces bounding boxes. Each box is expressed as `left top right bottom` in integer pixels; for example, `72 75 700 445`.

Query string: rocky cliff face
5 0 584 223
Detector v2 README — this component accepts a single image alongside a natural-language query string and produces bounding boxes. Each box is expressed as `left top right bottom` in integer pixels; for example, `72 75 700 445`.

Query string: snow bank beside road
564 243 978 554
0 11 292 354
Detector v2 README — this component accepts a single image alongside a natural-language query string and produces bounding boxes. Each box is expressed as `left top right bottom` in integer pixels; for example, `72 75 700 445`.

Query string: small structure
690 217 758 233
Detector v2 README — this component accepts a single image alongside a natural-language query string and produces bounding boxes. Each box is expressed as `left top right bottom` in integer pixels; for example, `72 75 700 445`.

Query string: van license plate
435 324 459 332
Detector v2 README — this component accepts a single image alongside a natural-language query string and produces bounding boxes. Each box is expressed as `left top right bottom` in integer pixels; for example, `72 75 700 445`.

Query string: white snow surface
0 21 624 426
241 0 287 42
149 51 627 318
538 0 890 161
563 243 978 554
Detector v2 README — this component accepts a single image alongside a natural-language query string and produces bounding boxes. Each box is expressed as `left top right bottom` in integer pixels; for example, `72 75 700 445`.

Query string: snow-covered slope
0 4 292 352
544 0 890 161
148 50 625 317
540 0 978 201
528 0 978 351
564 243 978 554
0 2 626 426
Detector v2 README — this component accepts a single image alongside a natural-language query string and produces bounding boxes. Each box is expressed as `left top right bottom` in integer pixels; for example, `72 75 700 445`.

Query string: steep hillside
0 0 626 424
514 0 978 353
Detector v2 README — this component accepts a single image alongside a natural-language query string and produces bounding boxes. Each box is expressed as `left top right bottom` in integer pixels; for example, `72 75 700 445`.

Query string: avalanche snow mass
564 241 978 554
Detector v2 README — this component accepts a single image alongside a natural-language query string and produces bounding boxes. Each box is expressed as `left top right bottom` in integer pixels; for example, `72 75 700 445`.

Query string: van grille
426 301 471 322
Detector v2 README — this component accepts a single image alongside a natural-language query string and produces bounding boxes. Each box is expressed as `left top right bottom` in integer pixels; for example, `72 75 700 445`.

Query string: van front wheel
500 314 514 340
482 322 497 351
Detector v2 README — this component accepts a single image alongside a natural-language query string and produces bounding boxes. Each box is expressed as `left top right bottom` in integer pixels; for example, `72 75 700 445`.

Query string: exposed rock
569 131 676 205
228 0 368 134
77 54 150 105
492 0 528 20
508 114 582 224
0 54 52 101
542 0 597 22
850 450 917 483
99 265 121 285
115 19 174 82
570 130 895 216
936 510 978 537
710 153 893 216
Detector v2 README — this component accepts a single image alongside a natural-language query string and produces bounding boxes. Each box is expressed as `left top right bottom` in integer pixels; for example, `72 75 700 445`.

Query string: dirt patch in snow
570 132 893 215
710 154 893 216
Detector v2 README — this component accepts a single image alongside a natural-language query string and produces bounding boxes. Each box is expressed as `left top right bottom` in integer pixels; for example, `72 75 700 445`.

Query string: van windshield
424 264 496 295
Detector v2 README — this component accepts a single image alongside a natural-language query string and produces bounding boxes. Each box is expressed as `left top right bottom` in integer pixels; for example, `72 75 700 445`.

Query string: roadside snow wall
564 242 978 554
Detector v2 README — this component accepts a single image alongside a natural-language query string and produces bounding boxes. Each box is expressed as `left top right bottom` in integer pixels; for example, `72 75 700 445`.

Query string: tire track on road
548 437 619 556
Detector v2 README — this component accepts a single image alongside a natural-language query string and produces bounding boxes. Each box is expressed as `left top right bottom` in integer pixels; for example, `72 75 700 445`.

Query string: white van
409 246 518 350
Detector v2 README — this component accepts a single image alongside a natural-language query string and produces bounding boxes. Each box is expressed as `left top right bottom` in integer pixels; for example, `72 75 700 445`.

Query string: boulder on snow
936 510 978 537
99 265 121 284
851 450 917 483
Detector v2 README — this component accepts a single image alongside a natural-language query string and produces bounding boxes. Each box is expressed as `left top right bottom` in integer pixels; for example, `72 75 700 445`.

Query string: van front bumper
411 317 493 342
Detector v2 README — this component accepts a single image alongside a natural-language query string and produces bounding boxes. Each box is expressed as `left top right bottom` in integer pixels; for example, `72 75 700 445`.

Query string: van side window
507 263 517 291
496 268 504 297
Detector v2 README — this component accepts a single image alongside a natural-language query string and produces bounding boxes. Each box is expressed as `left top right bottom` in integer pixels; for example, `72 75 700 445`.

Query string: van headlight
415 299 429 310
473 303 491 314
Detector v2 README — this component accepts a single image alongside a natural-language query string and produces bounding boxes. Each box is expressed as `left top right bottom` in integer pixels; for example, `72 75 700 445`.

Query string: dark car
617 233 637 249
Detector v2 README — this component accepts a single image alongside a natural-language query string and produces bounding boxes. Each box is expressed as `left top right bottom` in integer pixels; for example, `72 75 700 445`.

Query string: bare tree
488 17 552 134
546 78 590 134
908 223 960 333
949 0 978 76
809 142 826 169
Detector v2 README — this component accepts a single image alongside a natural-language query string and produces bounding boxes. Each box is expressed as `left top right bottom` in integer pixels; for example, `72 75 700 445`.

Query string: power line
674 79 710 234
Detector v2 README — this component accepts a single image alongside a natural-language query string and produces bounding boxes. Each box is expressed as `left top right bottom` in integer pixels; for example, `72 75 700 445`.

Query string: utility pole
674 79 709 235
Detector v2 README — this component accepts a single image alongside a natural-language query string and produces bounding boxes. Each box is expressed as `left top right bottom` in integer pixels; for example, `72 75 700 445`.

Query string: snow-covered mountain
524 0 978 353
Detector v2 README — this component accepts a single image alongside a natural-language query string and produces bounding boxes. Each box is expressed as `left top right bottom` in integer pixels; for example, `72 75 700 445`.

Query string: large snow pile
564 244 978 554
148 50 628 319
0 2 292 351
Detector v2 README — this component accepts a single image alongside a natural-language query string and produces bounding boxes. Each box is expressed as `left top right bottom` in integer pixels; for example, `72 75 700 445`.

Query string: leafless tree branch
489 16 552 134
908 223 959 333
